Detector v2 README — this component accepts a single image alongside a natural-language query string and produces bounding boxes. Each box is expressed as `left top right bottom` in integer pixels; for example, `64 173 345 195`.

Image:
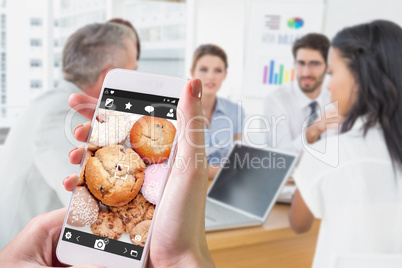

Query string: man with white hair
0 22 139 248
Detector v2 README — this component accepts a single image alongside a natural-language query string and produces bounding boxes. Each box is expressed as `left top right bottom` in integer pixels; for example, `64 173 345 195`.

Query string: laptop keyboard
205 199 254 224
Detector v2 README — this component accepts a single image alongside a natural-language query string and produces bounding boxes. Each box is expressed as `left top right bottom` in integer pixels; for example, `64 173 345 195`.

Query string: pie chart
287 17 304 29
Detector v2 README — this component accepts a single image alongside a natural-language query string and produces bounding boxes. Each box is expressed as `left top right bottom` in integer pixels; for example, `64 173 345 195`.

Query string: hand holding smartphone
56 70 213 267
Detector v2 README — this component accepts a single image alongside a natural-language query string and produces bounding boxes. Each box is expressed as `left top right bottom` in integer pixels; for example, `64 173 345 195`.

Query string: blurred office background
1 0 402 149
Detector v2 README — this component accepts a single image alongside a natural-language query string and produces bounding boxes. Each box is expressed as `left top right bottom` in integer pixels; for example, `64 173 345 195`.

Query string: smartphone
57 69 188 267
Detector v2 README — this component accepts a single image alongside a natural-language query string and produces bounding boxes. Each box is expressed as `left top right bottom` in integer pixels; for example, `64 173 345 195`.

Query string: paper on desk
276 185 296 204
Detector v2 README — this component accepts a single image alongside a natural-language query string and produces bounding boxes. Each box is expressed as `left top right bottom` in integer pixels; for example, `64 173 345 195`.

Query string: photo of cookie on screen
66 108 175 248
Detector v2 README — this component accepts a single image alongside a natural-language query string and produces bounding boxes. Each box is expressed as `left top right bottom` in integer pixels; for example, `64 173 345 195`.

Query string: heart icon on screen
110 90 114 94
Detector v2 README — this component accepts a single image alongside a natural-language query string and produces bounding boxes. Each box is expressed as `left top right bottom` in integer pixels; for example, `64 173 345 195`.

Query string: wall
186 0 247 100
4 0 31 126
189 0 402 105
324 0 402 39
188 0 402 143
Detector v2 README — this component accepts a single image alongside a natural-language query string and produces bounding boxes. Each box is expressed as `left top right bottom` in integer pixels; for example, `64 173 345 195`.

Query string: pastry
67 186 99 227
110 193 151 233
130 116 176 163
89 109 133 150
77 150 93 186
127 192 151 216
85 145 146 206
141 163 168 204
90 210 124 240
130 220 152 247
144 205 155 221
110 206 142 234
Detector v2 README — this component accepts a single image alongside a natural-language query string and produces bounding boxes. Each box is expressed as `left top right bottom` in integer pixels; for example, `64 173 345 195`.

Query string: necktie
308 101 318 125
308 101 320 140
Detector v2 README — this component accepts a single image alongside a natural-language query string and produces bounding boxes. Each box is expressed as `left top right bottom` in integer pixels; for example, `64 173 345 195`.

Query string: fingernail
74 125 83 136
191 79 202 99
68 148 78 157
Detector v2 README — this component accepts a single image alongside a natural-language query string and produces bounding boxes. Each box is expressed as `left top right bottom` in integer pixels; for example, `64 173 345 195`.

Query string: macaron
141 163 169 204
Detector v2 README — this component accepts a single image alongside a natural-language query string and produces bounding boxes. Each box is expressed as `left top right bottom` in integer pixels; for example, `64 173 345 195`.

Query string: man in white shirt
0 22 139 249
264 33 337 153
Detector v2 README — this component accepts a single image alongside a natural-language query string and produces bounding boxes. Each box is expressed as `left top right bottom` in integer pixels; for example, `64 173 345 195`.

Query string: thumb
176 79 205 162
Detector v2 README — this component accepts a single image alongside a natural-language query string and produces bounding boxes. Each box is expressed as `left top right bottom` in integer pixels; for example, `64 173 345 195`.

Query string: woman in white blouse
289 20 402 267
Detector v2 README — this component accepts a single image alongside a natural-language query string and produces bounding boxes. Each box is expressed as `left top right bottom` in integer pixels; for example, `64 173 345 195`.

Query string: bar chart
262 60 295 86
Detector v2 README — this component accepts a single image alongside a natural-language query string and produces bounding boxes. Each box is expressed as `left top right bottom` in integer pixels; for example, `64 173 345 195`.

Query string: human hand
305 108 343 144
0 208 104 268
65 79 215 267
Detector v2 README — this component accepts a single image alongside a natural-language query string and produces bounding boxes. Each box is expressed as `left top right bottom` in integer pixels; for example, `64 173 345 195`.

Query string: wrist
149 250 215 268
148 239 215 268
181 245 215 268
306 125 319 144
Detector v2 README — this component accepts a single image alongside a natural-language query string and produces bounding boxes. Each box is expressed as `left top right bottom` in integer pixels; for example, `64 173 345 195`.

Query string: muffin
130 116 176 163
85 145 146 206
77 150 94 186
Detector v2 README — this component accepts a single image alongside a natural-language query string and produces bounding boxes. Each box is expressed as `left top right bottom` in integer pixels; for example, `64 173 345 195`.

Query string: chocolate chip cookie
143 205 155 221
91 211 124 240
130 220 152 247
110 193 151 233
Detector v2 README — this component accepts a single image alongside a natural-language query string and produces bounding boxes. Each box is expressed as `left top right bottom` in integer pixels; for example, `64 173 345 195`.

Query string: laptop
205 142 298 232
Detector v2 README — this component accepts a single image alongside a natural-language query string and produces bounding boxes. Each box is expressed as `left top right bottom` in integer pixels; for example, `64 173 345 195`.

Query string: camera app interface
62 88 178 260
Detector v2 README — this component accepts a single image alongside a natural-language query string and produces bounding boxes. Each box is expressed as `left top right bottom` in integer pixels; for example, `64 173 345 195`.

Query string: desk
206 204 320 268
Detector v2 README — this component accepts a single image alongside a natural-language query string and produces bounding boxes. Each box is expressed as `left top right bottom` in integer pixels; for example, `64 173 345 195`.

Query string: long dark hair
332 20 402 167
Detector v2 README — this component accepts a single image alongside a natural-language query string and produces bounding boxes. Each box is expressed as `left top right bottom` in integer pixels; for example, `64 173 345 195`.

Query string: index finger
68 93 98 120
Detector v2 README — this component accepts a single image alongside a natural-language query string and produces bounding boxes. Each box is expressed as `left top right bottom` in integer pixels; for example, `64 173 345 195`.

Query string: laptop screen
207 144 296 218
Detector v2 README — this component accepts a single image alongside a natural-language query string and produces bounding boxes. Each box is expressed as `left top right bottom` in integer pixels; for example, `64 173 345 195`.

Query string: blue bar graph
269 60 274 84
263 59 295 86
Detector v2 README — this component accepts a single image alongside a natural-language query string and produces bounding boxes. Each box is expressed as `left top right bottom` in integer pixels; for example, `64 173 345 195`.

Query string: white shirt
0 80 86 249
263 82 332 153
294 117 402 268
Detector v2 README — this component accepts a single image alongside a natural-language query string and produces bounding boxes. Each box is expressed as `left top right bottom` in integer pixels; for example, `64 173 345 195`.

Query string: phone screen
61 87 179 261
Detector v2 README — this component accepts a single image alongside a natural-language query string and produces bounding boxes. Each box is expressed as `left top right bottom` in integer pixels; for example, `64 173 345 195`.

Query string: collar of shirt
292 82 311 110
203 97 226 117
351 117 365 132
352 116 379 130
292 81 328 111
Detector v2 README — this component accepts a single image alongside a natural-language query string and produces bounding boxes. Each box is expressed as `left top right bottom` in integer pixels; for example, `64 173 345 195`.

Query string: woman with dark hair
289 20 402 267
190 44 245 180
